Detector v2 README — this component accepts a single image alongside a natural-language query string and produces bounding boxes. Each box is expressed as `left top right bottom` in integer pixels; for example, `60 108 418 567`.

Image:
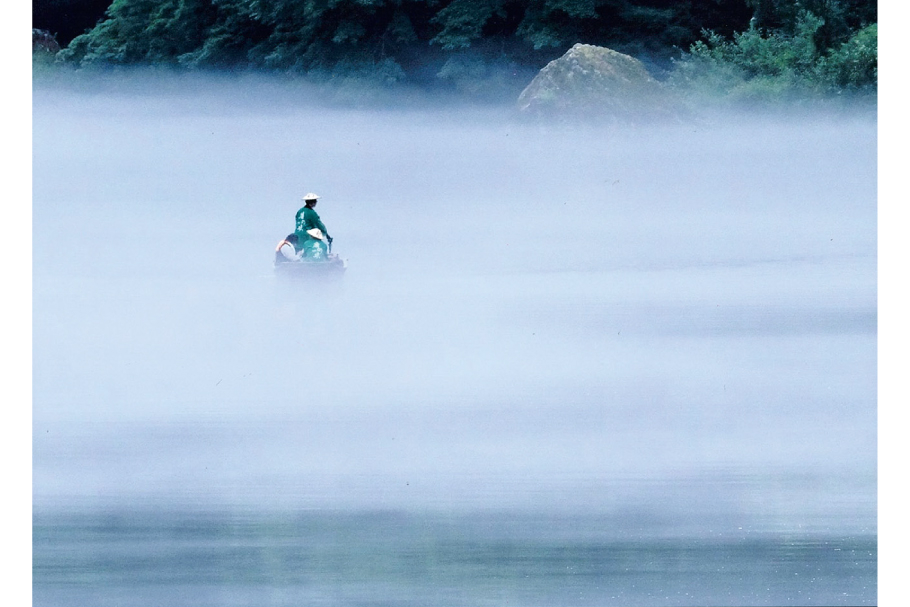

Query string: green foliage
58 0 218 65
430 0 503 49
56 0 758 76
817 23 876 89
48 0 874 101
727 11 822 77
743 0 876 53
667 8 876 106
515 0 599 50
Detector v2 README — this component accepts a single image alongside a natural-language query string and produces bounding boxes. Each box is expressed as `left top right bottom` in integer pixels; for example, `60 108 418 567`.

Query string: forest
33 0 877 101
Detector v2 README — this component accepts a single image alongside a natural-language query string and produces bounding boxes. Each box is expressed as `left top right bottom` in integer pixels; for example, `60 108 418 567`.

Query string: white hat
306 228 325 240
302 192 319 201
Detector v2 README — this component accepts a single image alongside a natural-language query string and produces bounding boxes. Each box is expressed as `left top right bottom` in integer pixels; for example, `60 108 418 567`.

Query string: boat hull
274 255 347 280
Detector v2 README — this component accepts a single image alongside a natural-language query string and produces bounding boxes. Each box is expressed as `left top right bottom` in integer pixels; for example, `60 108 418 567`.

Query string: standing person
295 192 333 259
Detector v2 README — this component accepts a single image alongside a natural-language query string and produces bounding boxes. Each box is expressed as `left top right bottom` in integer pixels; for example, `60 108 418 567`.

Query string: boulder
33 29 60 54
517 43 680 121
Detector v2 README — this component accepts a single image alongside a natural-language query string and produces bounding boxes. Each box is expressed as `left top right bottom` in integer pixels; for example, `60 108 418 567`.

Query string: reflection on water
34 509 875 607
33 77 876 606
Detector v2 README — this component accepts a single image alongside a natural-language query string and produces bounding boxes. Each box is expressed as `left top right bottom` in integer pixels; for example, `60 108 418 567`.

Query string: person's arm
302 207 331 240
310 209 329 238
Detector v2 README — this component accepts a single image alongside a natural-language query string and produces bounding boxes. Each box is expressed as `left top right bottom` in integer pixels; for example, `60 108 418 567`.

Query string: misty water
32 74 876 606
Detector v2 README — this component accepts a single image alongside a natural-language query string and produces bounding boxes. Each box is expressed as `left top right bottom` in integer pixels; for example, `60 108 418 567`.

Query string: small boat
273 231 347 280
274 254 347 279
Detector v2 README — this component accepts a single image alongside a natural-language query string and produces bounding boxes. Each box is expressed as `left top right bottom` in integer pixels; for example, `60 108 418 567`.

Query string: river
32 73 877 606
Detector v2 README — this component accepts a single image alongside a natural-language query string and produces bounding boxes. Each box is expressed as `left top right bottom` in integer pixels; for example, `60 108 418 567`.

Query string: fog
32 75 876 533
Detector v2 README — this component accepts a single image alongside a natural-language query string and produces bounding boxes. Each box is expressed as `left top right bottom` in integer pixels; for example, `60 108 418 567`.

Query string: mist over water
33 74 876 605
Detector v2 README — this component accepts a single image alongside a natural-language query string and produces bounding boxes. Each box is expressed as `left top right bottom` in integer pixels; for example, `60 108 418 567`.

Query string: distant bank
34 0 875 108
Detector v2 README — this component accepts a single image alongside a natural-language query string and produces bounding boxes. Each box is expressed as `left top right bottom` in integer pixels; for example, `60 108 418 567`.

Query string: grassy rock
517 43 682 122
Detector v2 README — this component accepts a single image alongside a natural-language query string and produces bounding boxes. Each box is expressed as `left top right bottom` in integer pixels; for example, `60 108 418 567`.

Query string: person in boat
274 233 304 263
295 192 333 260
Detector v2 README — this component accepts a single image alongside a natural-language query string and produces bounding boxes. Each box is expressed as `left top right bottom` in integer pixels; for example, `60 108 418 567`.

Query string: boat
273 232 347 280
274 254 347 279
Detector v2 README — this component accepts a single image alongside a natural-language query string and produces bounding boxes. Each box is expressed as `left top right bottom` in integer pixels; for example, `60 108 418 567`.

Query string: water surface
33 74 876 605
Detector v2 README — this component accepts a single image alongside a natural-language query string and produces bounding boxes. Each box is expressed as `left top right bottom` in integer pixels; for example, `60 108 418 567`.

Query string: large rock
517 43 679 121
33 29 60 54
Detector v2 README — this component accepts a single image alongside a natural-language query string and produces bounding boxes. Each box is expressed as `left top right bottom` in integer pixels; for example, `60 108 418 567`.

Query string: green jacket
295 206 329 239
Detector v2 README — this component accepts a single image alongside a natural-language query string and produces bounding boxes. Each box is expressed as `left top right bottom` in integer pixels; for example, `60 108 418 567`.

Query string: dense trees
48 0 757 72
668 1 876 102
41 0 876 95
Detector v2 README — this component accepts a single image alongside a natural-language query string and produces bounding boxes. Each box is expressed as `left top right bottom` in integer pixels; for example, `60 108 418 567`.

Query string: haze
32 74 876 533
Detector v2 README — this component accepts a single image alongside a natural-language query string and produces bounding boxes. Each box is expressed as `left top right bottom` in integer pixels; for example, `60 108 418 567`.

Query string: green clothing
295 206 329 239
299 235 328 260
293 204 331 260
